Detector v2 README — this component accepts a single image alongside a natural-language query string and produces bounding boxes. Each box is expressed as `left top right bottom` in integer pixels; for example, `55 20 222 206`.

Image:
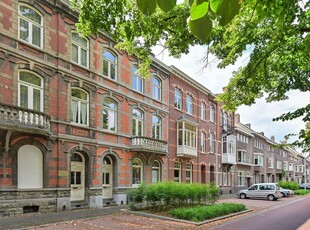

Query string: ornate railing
131 137 168 154
0 102 51 134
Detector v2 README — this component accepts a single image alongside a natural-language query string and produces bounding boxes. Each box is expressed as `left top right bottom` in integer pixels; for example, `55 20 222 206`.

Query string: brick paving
0 195 306 230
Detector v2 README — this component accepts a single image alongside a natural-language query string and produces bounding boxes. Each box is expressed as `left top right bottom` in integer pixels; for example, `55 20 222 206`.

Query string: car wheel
268 195 275 201
240 193 246 199
281 192 285 197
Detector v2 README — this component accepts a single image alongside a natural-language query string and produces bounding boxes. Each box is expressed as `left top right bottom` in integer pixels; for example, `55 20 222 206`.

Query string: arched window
201 102 206 120
103 50 117 80
18 71 43 111
151 160 161 183
186 95 193 115
152 115 161 139
132 158 143 186
174 88 182 110
132 109 143 136
103 98 117 132
132 66 143 93
18 145 43 188
210 105 215 122
71 88 89 125
71 32 89 68
18 4 43 48
152 77 161 101
210 132 215 153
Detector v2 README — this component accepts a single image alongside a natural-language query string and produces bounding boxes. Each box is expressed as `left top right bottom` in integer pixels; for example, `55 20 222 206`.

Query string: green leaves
190 1 209 21
211 0 241 26
157 0 177 13
136 0 177 15
189 15 212 42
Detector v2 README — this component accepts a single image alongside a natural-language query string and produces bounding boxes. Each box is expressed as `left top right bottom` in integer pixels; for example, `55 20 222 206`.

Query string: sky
152 45 310 144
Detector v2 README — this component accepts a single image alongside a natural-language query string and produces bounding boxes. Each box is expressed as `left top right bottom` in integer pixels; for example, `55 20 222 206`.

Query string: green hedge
293 189 310 195
278 181 299 190
127 181 220 211
170 203 246 222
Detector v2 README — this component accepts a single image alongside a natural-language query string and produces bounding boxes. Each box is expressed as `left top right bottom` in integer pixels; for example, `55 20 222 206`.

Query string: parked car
237 183 281 201
298 183 310 189
280 187 294 197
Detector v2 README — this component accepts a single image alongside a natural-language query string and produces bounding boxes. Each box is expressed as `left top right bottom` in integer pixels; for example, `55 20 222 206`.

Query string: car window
259 185 266 190
249 185 258 190
265 184 275 190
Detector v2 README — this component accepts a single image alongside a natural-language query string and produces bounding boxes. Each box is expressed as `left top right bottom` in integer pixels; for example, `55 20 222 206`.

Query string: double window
254 154 264 166
103 50 117 80
186 95 193 115
102 99 117 132
132 109 143 136
18 71 43 111
174 88 182 110
152 115 161 139
151 160 161 183
132 66 143 93
178 122 197 148
18 4 43 48
152 77 161 101
71 32 89 68
71 88 89 125
237 171 245 186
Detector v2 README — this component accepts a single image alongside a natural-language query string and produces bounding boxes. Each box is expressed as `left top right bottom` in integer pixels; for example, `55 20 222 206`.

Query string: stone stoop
103 198 117 207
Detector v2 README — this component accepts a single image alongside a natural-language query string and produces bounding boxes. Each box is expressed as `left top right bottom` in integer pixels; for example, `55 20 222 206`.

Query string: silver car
237 183 281 201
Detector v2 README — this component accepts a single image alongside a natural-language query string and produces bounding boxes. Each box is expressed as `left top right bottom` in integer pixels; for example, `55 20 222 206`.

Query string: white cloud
152 45 310 143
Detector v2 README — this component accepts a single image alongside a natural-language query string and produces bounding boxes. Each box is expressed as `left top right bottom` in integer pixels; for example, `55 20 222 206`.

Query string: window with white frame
186 162 192 183
152 115 161 139
210 132 215 153
18 71 43 111
102 98 117 132
227 114 232 126
132 66 143 93
295 165 299 172
186 95 193 115
71 88 89 125
277 161 282 169
219 110 223 127
289 163 293 171
71 32 89 67
210 105 215 122
201 131 206 153
223 112 227 129
103 50 117 80
19 4 43 48
132 109 143 136
174 88 182 110
201 102 206 120
237 171 245 186
268 158 274 168
283 161 289 171
237 150 249 164
299 165 304 173
178 122 197 148
151 160 161 183
254 154 264 166
132 158 143 186
174 161 181 182
222 136 227 154
152 77 161 101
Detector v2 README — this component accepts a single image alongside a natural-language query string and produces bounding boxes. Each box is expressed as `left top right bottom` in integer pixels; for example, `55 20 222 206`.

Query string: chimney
235 113 240 123
271 136 275 142
245 123 251 128
260 132 264 136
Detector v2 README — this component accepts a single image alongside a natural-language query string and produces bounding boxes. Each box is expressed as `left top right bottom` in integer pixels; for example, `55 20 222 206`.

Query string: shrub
170 203 246 222
294 189 310 195
279 181 299 190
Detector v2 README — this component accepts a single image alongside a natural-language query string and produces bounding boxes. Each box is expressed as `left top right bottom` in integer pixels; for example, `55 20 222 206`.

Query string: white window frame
268 158 274 169
71 88 89 126
238 150 249 164
151 160 161 183
132 66 143 93
201 131 206 153
186 162 192 183
177 121 197 149
254 154 264 166
210 132 215 153
152 77 161 101
277 161 282 170
102 98 117 132
174 88 182 110
152 115 162 139
18 71 43 112
132 109 143 136
186 95 193 115
210 105 215 123
201 102 206 120
71 32 89 68
102 50 117 80
174 161 181 182
237 171 245 186
18 4 43 48
132 158 143 187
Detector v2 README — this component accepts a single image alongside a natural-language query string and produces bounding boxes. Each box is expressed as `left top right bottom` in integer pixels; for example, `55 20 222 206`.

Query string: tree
70 0 310 150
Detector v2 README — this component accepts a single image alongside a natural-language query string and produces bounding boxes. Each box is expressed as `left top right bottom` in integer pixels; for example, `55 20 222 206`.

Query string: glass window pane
81 49 87 67
33 88 41 111
72 45 78 63
103 60 109 76
76 171 81 184
32 25 41 47
19 19 29 42
20 85 28 108
20 72 41 86
71 172 75 184
103 51 115 62
105 173 110 184
80 102 87 124
132 76 137 90
20 6 41 23
103 109 108 129
111 64 116 80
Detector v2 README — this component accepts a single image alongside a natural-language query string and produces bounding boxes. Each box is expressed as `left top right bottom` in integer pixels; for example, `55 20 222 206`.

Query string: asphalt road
213 196 310 230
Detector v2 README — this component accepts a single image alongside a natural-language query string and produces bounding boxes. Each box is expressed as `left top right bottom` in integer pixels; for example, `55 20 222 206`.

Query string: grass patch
170 203 246 222
294 189 310 195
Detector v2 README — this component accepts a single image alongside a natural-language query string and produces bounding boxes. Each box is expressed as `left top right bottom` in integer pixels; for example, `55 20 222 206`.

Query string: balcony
254 165 263 172
237 158 252 166
177 145 197 158
222 124 234 134
222 153 236 164
131 137 168 154
0 103 51 135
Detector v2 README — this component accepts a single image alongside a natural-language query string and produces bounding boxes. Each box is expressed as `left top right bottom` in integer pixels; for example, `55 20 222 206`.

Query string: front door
102 156 113 199
70 153 85 201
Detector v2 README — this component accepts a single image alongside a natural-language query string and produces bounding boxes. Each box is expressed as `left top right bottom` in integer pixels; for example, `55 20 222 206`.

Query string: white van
237 183 281 201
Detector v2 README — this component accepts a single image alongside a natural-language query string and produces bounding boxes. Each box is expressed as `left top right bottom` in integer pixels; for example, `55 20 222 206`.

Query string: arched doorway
18 145 43 189
70 152 85 201
102 156 113 199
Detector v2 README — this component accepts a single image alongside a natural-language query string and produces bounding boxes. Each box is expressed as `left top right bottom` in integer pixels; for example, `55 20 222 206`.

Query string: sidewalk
0 205 124 230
